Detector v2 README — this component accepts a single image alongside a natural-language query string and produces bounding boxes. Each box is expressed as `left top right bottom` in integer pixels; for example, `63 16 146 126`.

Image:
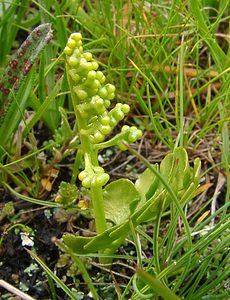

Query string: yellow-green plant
63 32 142 237
61 33 201 263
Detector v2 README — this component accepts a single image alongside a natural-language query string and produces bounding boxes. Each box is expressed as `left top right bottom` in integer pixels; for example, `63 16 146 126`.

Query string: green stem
78 114 109 264
66 51 108 262
69 86 107 236
90 186 107 234
94 130 126 151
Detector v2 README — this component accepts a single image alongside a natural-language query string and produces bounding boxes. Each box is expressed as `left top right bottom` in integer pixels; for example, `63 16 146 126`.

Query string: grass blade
27 249 79 300
189 0 227 73
3 182 59 207
136 267 181 300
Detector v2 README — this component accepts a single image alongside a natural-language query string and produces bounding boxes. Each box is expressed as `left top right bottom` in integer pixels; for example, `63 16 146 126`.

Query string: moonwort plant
63 32 142 235
61 32 202 263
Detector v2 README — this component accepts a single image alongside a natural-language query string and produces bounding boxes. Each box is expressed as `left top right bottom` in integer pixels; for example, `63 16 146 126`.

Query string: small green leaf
135 163 159 201
103 179 140 225
159 152 174 188
193 157 201 186
173 147 191 190
180 182 197 205
136 191 165 223
62 234 92 254
159 147 192 192
84 226 125 252
63 222 128 254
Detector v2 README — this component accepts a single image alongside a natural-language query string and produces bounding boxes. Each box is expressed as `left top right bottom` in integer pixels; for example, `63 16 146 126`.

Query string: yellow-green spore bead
100 125 111 135
109 116 117 127
104 100 110 108
94 131 104 142
107 92 115 100
81 62 93 72
115 103 122 109
83 52 93 61
128 127 142 142
64 46 73 56
76 40 83 47
98 87 108 99
67 39 77 49
78 170 88 181
94 103 105 115
128 132 138 143
93 166 104 174
130 126 138 132
73 49 81 57
100 115 110 125
91 79 101 89
82 177 91 188
74 87 88 100
136 129 143 138
91 61 99 70
102 173 110 184
91 131 104 143
68 70 80 82
88 88 98 97
68 56 79 67
92 173 110 187
113 110 124 121
80 58 87 65
106 84 115 93
96 71 106 83
71 32 82 41
93 96 104 106
121 125 130 132
87 71 96 80
121 104 130 114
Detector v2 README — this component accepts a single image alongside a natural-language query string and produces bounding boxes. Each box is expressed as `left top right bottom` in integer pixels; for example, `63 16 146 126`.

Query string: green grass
0 0 229 299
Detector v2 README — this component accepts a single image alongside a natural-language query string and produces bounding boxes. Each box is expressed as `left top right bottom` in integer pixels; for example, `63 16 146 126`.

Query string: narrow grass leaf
27 249 78 300
136 267 181 300
189 0 227 74
56 241 100 300
3 183 59 207
0 69 35 157
26 78 61 133
0 0 27 67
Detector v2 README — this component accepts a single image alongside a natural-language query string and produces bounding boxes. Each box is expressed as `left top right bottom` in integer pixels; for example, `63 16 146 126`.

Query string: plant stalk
90 185 107 234
75 109 107 235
